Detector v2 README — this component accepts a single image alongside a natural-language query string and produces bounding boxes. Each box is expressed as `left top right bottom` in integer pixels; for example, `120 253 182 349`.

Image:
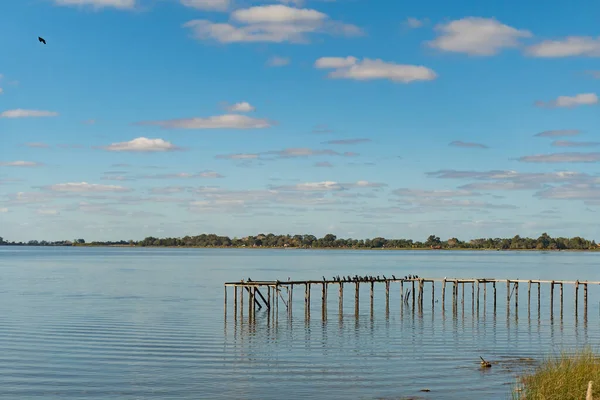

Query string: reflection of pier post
441 279 446 312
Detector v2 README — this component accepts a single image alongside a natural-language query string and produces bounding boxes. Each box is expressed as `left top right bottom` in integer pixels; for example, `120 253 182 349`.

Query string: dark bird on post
392 275 396 280
38 37 46 44
323 276 326 281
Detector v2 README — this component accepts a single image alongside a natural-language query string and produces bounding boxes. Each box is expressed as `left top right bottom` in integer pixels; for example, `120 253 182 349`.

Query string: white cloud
54 0 135 9
183 4 363 44
0 88 3 95
267 56 291 67
0 208 7 213
588 71 600 79
535 93 598 108
139 171 224 179
404 17 426 29
136 114 272 129
225 101 255 112
0 109 58 118
428 17 532 56
526 37 600 58
36 208 60 216
449 141 488 149
518 152 600 163
535 129 581 137
180 0 229 11
551 141 600 148
393 188 480 198
314 57 437 83
24 142 50 148
0 161 44 167
43 182 132 193
536 183 600 200
315 56 357 69
100 137 181 152
216 153 260 160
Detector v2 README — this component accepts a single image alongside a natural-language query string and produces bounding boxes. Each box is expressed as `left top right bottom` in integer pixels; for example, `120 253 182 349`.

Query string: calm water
1 247 599 399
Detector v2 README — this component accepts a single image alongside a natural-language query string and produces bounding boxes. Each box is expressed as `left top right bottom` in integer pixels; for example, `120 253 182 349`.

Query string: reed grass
514 347 600 400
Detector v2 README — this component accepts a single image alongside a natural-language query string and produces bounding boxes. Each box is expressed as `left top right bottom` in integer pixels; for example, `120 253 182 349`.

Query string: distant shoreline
4 244 600 252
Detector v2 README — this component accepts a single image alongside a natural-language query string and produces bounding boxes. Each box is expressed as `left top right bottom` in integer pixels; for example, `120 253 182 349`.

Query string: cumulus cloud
225 101 255 112
54 0 134 9
552 140 600 148
183 4 363 44
518 152 600 163
267 56 290 67
150 186 189 195
0 161 44 167
314 57 437 83
180 0 229 11
321 138 371 145
0 109 58 118
535 93 598 108
42 182 132 193
428 17 531 56
535 129 581 137
449 140 488 149
526 36 600 58
136 114 272 129
98 137 181 152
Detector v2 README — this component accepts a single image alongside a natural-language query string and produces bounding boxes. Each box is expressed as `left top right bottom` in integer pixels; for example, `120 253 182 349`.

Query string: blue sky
1 0 599 242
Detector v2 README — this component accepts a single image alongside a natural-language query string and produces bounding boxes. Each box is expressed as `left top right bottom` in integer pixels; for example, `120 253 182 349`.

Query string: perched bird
38 36 46 44
479 356 492 368
392 275 396 280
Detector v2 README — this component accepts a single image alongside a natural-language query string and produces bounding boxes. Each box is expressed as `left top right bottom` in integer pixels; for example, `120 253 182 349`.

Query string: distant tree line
1 233 598 250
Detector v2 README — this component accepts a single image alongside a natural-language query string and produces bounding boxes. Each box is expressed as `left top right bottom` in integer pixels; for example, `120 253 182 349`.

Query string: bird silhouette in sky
38 37 46 45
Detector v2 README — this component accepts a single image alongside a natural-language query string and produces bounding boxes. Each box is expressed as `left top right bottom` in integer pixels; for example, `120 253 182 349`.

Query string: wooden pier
224 277 598 322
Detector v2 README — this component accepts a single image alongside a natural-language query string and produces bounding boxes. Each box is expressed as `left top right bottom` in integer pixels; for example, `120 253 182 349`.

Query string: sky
0 0 599 242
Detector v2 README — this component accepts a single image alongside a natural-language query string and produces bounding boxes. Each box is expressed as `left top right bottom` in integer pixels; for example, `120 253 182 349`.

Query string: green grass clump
515 347 600 400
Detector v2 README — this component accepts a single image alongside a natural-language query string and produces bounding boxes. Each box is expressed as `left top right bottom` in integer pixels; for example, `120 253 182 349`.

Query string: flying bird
38 37 46 45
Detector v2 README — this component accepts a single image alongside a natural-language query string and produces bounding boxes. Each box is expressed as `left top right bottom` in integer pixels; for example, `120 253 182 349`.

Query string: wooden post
419 279 424 309
527 280 531 313
370 281 375 311
476 280 480 312
355 282 359 315
400 280 404 303
471 281 475 312
234 286 238 319
275 284 278 318
584 283 588 319
385 281 390 315
322 282 327 320
412 280 415 310
560 283 564 318
515 282 519 310
506 280 510 304
249 287 254 321
442 279 446 311
432 281 435 309
224 286 227 314
493 281 497 312
550 281 554 317
575 281 579 318
240 285 244 317
461 282 465 307
267 286 271 310
339 283 344 315
483 281 487 307
537 282 541 316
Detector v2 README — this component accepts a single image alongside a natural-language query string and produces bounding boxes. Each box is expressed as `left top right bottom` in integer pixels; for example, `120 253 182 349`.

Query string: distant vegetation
1 233 598 250
514 347 599 400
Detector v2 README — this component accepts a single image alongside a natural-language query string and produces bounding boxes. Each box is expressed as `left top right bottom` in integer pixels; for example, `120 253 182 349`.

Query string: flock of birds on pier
327 275 419 282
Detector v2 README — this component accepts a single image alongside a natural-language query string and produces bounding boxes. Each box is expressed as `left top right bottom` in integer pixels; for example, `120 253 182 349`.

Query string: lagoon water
0 247 599 399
